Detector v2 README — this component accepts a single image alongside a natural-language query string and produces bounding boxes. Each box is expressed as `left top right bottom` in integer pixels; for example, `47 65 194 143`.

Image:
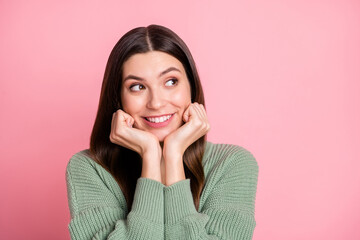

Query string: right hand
109 109 161 160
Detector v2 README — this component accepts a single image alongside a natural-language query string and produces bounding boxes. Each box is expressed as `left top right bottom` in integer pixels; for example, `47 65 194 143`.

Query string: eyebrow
123 67 181 82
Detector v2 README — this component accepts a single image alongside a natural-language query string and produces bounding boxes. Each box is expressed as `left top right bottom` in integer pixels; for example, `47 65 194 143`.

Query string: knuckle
193 120 201 127
115 128 123 136
109 134 114 143
115 109 122 115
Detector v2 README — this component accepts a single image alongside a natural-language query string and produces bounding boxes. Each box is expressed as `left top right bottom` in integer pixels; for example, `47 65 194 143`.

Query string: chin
151 129 174 143
154 133 167 143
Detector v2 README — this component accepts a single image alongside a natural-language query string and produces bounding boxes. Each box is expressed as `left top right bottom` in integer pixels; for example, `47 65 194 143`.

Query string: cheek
121 95 142 115
171 90 191 109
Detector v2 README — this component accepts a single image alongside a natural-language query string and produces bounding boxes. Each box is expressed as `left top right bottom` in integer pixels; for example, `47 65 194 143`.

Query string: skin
109 51 210 186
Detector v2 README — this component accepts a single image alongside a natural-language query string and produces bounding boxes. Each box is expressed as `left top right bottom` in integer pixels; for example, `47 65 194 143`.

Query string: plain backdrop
1 0 359 239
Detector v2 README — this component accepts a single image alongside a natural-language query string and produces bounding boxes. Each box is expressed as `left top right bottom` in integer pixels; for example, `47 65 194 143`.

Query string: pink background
1 0 359 239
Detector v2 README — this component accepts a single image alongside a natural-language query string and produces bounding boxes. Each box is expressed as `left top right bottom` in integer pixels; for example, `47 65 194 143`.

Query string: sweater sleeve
66 152 165 240
163 147 259 240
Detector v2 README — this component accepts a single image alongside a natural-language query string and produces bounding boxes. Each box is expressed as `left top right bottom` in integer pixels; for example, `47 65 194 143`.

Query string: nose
146 88 166 110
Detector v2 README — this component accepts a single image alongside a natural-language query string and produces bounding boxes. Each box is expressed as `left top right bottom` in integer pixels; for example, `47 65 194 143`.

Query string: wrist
163 143 184 162
142 142 162 161
165 158 185 186
141 161 162 182
141 143 162 183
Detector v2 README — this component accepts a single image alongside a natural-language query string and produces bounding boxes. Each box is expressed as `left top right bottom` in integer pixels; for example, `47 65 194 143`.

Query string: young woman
66 24 259 240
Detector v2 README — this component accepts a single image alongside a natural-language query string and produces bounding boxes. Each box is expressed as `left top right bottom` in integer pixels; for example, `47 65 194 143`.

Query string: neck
159 142 166 184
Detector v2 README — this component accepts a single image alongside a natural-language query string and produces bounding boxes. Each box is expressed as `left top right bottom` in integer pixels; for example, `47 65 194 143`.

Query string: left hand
163 102 211 162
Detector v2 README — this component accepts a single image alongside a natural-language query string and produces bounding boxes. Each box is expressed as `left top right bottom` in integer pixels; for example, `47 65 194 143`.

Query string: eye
130 84 145 92
165 78 178 86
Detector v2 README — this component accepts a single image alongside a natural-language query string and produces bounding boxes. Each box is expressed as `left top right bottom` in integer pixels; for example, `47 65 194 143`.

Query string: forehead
122 51 185 76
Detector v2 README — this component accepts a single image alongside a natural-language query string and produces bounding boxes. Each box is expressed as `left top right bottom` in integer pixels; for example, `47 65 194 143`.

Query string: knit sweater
66 142 258 240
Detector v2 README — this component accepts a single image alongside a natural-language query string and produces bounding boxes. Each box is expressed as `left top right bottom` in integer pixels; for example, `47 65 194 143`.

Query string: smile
143 113 174 128
145 114 173 123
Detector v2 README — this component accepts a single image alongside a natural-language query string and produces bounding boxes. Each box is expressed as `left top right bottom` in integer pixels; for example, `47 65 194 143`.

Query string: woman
66 24 258 240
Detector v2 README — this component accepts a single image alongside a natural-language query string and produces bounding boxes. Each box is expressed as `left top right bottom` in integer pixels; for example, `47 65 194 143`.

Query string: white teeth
146 114 172 123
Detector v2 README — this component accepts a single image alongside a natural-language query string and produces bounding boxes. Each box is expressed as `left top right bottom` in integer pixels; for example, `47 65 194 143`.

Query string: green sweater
66 142 258 240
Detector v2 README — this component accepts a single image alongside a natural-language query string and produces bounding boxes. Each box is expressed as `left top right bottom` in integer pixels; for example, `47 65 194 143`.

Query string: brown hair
90 24 206 211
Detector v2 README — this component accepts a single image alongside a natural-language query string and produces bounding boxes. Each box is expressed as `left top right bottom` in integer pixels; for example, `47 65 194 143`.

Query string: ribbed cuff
164 179 197 224
131 178 165 223
69 207 124 240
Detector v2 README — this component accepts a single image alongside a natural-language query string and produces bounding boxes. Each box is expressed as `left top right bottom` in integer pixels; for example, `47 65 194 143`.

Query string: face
121 51 192 142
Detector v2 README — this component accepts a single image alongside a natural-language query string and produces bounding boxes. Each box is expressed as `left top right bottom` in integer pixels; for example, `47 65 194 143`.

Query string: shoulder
203 141 258 174
66 149 96 172
66 149 113 181
65 149 126 216
65 149 118 188
199 142 259 212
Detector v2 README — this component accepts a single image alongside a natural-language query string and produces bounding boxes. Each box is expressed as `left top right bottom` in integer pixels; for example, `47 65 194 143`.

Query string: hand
162 102 210 186
109 109 161 160
163 102 211 162
110 109 163 183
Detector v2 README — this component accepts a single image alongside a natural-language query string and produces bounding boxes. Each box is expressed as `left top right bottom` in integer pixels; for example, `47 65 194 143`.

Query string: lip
142 113 174 128
144 113 174 118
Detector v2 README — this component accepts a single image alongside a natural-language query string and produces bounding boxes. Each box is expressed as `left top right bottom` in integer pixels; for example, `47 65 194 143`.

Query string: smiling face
121 51 192 142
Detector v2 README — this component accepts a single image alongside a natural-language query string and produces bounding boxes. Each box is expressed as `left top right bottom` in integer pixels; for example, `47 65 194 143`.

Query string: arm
66 153 165 240
163 147 259 240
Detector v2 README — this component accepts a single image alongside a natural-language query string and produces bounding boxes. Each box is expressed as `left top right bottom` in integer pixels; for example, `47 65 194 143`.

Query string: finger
126 117 132 127
192 103 204 120
198 103 208 120
124 112 135 127
110 112 117 142
117 110 134 127
186 103 200 121
118 111 127 125
120 110 132 127
111 110 128 141
183 103 191 122
192 103 210 133
128 116 135 128
194 103 208 121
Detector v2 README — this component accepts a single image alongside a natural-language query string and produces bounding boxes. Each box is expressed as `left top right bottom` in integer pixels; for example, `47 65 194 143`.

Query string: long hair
90 24 206 211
